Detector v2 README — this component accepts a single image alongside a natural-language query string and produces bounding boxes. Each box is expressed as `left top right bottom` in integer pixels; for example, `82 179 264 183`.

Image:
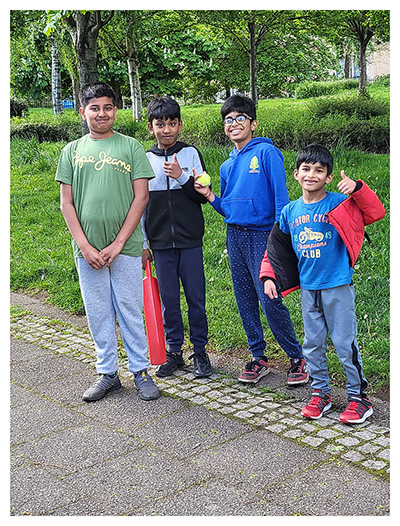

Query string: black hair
296 144 334 175
79 82 116 109
221 95 256 121
147 96 181 123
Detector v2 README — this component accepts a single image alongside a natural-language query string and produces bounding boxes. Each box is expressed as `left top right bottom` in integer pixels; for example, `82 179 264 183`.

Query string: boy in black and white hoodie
142 96 212 378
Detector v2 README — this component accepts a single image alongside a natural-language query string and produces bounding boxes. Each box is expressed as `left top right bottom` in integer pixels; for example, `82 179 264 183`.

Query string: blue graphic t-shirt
279 192 353 290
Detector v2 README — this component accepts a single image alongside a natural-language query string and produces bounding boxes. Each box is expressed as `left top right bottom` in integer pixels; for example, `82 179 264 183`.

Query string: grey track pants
300 284 368 398
75 254 150 375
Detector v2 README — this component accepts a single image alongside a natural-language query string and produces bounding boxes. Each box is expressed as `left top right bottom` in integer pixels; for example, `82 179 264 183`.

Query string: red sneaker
301 390 332 419
339 396 373 424
287 358 309 386
238 357 270 384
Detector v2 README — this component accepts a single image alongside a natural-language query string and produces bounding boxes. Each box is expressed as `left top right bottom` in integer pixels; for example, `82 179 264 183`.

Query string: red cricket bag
143 260 166 365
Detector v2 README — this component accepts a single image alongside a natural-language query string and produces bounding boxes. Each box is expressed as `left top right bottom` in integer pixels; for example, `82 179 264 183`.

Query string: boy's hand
142 248 152 270
81 245 106 270
264 279 278 300
337 170 357 195
99 239 124 269
192 168 214 201
164 153 183 179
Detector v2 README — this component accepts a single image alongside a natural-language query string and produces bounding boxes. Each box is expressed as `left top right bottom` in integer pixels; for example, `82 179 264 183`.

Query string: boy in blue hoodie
195 95 307 385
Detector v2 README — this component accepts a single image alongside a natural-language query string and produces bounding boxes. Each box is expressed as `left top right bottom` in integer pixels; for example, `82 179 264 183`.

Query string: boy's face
223 111 257 150
79 96 117 139
294 161 333 196
148 117 182 150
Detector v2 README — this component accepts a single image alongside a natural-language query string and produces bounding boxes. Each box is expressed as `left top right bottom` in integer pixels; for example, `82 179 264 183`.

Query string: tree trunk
50 36 63 116
108 80 123 108
344 52 352 79
249 21 258 104
70 12 100 86
358 40 369 91
64 10 114 133
71 73 80 113
126 34 143 121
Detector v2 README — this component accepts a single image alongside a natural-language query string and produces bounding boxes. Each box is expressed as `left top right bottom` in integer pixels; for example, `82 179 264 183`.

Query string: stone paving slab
134 477 285 516
12 422 144 477
10 383 89 445
263 460 390 516
10 463 84 517
60 447 212 516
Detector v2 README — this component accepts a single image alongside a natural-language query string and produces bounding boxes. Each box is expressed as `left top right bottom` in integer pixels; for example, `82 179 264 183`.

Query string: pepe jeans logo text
72 150 131 174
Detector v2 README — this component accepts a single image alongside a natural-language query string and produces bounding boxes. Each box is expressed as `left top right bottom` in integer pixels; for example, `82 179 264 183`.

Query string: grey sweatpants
75 254 150 375
300 283 368 398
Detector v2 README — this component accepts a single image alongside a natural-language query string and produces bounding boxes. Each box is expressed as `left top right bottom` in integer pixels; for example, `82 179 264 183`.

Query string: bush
10 98 28 118
295 79 359 99
9 87 389 153
373 74 390 87
10 121 81 142
310 94 389 120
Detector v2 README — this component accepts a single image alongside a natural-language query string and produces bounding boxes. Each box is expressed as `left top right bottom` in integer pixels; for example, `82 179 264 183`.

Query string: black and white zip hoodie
142 141 208 251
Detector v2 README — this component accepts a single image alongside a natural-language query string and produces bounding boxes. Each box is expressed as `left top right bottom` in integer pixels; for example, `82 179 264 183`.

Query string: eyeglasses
223 115 252 126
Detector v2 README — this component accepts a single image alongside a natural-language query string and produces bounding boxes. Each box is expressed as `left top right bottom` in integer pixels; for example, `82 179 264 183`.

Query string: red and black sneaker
287 358 309 386
301 390 332 419
339 396 373 424
238 357 270 384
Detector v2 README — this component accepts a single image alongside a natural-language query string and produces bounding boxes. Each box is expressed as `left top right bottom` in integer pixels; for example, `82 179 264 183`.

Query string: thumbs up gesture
164 153 183 179
337 170 357 195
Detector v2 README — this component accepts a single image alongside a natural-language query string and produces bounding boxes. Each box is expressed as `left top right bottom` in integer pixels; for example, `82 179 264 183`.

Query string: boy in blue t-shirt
261 144 385 424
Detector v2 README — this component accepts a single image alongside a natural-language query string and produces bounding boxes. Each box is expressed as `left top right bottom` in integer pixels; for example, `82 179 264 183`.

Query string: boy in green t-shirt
55 82 160 402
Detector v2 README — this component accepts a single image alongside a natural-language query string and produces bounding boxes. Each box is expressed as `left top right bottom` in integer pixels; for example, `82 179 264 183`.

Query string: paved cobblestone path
10 310 390 479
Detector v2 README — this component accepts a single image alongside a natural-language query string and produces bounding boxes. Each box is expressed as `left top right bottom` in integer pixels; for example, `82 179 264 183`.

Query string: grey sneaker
82 374 122 402
134 370 160 401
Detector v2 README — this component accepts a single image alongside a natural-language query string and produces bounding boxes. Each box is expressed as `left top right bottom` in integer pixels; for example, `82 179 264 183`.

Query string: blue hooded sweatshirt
210 137 290 230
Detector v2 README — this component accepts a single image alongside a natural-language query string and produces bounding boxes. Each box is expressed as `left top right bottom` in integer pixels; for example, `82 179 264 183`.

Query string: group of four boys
55 82 385 425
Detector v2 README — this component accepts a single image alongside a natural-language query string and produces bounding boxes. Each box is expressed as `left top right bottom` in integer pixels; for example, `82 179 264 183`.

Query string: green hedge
9 88 389 153
10 98 29 118
295 79 359 99
310 93 389 120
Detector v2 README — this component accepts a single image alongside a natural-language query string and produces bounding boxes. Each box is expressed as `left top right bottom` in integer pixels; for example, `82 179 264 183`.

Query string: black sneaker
155 351 185 377
82 374 122 402
189 352 213 378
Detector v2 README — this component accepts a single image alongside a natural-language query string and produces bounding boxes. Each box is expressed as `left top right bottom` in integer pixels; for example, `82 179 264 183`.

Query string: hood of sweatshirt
147 141 188 157
229 137 274 159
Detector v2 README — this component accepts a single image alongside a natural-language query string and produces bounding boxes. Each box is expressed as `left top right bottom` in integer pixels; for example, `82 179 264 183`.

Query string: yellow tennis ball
197 172 211 186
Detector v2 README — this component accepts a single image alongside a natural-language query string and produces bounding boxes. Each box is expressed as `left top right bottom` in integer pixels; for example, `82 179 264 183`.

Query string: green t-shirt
55 131 155 258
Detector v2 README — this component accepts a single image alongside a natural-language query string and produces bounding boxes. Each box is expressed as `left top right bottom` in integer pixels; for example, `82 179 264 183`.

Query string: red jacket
259 180 385 297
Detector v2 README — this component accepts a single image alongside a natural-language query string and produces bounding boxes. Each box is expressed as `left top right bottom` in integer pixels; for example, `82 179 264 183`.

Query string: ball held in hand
197 171 211 186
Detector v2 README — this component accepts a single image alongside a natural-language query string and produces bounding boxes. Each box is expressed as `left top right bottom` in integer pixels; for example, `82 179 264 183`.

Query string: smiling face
223 111 257 150
294 161 333 202
79 96 117 139
148 117 182 150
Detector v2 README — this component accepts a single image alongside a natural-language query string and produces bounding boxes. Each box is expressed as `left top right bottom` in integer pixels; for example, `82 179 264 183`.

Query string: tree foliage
10 9 390 109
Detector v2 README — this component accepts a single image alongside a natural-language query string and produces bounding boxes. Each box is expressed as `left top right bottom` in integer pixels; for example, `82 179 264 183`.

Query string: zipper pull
164 150 170 189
